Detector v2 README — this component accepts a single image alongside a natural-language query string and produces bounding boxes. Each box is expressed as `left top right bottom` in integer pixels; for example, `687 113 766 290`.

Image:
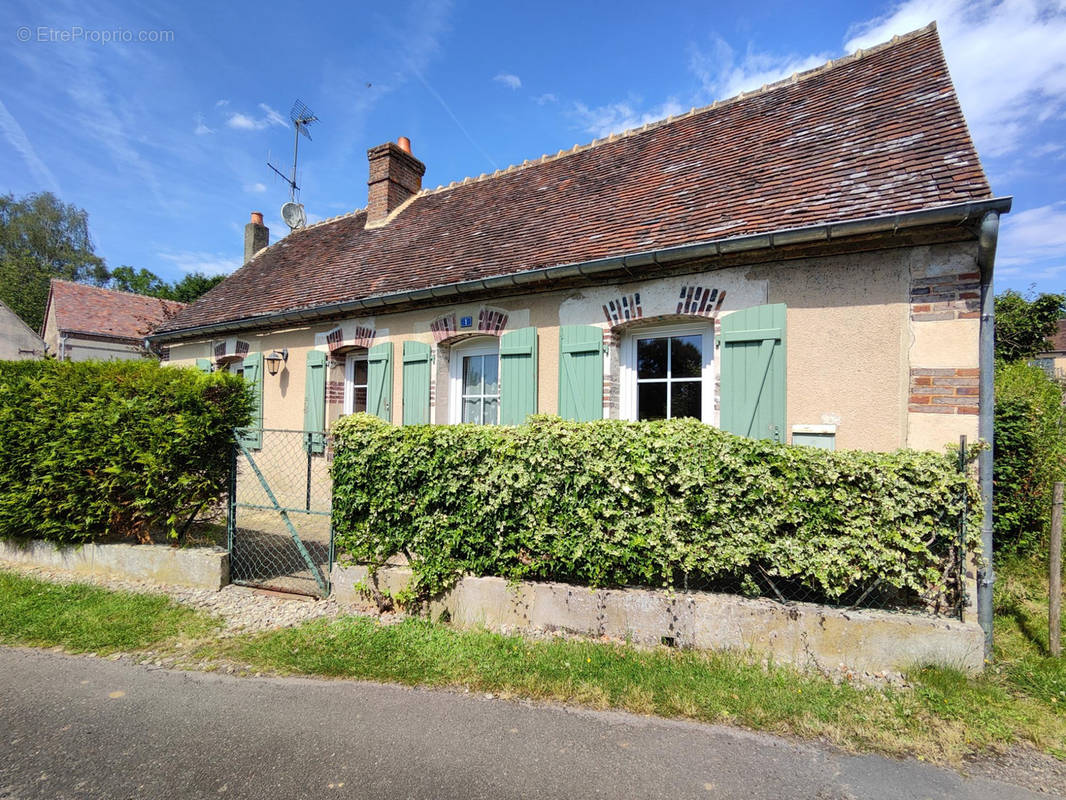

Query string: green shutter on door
720 303 786 442
499 327 538 425
367 341 393 422
402 341 432 425
238 352 263 449
195 358 212 373
303 349 327 453
558 325 603 422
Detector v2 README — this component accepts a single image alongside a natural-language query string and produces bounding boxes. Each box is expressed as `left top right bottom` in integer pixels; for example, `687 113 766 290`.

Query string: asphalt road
0 647 1054 800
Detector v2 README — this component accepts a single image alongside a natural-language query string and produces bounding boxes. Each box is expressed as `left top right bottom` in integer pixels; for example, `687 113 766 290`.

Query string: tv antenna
267 99 318 230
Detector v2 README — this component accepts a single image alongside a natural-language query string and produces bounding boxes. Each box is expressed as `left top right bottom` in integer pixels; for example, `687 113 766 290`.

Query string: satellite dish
281 201 306 230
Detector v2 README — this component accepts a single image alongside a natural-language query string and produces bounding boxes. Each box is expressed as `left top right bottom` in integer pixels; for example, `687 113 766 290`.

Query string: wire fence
229 429 333 598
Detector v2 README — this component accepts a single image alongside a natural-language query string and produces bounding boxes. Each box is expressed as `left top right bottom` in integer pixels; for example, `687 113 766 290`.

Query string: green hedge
994 361 1066 556
332 414 979 606
0 359 251 543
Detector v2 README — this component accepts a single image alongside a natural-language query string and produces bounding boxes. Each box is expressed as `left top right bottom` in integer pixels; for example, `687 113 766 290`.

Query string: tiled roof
158 24 991 336
1046 319 1066 355
47 280 186 340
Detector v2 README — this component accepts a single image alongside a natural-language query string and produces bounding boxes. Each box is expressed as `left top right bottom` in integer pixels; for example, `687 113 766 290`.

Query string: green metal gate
228 428 333 597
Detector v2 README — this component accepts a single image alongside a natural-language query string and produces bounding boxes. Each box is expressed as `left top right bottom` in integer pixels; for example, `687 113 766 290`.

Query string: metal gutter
976 211 1000 658
149 197 1012 343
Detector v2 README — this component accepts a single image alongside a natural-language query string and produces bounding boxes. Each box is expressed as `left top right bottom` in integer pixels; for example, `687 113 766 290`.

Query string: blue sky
2 0 1064 294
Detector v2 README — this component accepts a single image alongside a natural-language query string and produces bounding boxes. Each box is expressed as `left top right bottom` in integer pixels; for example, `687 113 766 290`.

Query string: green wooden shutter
195 358 212 373
720 303 786 442
402 341 432 425
499 327 538 425
303 350 327 453
558 325 603 422
239 352 263 449
367 341 393 422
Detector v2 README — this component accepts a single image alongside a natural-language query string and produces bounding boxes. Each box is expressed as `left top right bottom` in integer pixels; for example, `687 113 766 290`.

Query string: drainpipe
976 211 1000 659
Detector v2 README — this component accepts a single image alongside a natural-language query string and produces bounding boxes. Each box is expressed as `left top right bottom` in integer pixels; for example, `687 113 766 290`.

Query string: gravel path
0 558 403 635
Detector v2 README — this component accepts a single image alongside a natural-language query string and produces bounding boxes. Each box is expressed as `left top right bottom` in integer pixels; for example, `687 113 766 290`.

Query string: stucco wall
165 241 981 454
0 303 46 360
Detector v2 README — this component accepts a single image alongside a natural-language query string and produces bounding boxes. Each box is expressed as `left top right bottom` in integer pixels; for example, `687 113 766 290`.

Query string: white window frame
343 351 369 415
448 339 500 424
619 322 714 423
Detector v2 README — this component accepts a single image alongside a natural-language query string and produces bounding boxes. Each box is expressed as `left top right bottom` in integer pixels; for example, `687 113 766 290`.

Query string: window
449 340 500 424
344 351 368 415
620 324 713 422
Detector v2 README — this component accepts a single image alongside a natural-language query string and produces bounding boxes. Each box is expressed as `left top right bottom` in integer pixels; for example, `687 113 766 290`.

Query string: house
0 299 46 360
1032 319 1066 379
42 279 185 361
150 25 1009 456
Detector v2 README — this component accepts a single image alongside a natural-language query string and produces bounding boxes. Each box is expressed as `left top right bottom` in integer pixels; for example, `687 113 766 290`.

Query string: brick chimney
244 211 269 263
366 137 426 225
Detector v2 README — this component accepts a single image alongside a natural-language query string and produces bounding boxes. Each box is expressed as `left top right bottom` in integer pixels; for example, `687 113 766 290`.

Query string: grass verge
0 570 220 654
203 557 1066 764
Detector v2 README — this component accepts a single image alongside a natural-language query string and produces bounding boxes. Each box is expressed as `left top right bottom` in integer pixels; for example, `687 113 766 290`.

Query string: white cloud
534 93 558 105
0 98 61 193
194 113 212 136
225 104 288 131
215 99 230 107
244 182 267 193
998 201 1066 265
158 250 242 276
688 35 831 102
572 98 684 138
845 0 1066 157
494 73 522 90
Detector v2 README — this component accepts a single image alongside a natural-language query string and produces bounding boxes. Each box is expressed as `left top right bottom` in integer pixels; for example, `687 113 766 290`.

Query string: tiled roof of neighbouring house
46 280 186 340
158 24 992 336
1045 319 1066 355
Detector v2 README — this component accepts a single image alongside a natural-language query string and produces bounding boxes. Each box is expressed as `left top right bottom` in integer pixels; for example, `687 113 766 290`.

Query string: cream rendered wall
165 240 981 453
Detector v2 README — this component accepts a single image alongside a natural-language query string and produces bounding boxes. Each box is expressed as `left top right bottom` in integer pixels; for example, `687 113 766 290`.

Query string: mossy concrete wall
332 564 984 674
0 540 229 590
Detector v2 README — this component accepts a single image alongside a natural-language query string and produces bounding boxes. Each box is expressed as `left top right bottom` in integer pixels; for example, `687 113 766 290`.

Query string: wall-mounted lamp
264 348 288 376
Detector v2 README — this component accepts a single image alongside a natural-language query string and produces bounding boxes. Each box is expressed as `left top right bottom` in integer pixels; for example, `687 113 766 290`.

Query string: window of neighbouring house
344 351 369 415
449 339 500 424
620 324 713 423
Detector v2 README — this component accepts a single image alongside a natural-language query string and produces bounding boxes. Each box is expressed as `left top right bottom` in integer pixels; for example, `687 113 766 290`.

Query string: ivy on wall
332 414 979 606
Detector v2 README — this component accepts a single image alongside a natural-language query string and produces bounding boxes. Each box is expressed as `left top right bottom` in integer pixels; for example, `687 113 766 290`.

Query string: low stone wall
0 539 229 590
332 564 984 674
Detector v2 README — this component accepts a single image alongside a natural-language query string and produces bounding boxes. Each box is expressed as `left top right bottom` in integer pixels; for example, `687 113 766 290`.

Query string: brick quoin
908 367 980 414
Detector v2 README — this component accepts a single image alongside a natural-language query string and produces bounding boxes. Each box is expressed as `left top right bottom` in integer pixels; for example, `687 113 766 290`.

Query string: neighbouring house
42 279 186 362
151 25 1009 456
1032 319 1066 379
0 299 46 360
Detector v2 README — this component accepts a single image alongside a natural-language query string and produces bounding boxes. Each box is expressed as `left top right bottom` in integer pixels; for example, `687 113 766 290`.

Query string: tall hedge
332 414 979 607
994 361 1066 556
0 359 251 543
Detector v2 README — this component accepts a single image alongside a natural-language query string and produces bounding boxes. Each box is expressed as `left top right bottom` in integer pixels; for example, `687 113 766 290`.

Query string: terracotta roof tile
159 25 992 335
48 280 186 340
1046 319 1066 354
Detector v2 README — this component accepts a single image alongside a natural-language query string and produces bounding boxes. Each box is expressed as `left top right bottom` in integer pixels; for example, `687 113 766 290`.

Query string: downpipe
976 211 999 659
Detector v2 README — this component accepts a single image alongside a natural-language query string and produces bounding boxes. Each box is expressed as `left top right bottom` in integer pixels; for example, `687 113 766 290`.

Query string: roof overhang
150 196 1012 343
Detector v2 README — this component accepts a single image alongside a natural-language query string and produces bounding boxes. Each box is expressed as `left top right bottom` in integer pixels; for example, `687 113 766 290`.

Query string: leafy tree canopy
108 266 224 303
995 289 1066 363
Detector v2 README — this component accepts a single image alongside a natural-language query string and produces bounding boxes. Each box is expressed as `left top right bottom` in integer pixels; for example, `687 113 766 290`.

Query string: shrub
332 414 979 607
994 361 1066 556
0 359 251 543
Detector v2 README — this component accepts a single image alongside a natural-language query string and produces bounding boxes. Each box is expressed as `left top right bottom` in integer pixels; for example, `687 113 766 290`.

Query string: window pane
353 387 367 413
353 358 368 386
483 353 499 396
671 335 702 378
671 381 702 419
462 397 481 424
483 397 499 425
637 382 667 420
463 355 484 394
637 337 667 379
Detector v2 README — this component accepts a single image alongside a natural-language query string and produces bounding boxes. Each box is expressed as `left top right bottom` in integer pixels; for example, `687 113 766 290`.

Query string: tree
0 192 107 331
106 266 224 304
169 271 225 303
994 289 1066 363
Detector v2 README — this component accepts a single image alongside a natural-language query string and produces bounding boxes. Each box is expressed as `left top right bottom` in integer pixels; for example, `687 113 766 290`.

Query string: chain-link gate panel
228 429 333 597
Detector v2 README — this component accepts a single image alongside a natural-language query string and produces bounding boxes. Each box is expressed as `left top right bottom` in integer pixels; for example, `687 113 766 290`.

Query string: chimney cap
397 136 411 154
250 211 264 226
